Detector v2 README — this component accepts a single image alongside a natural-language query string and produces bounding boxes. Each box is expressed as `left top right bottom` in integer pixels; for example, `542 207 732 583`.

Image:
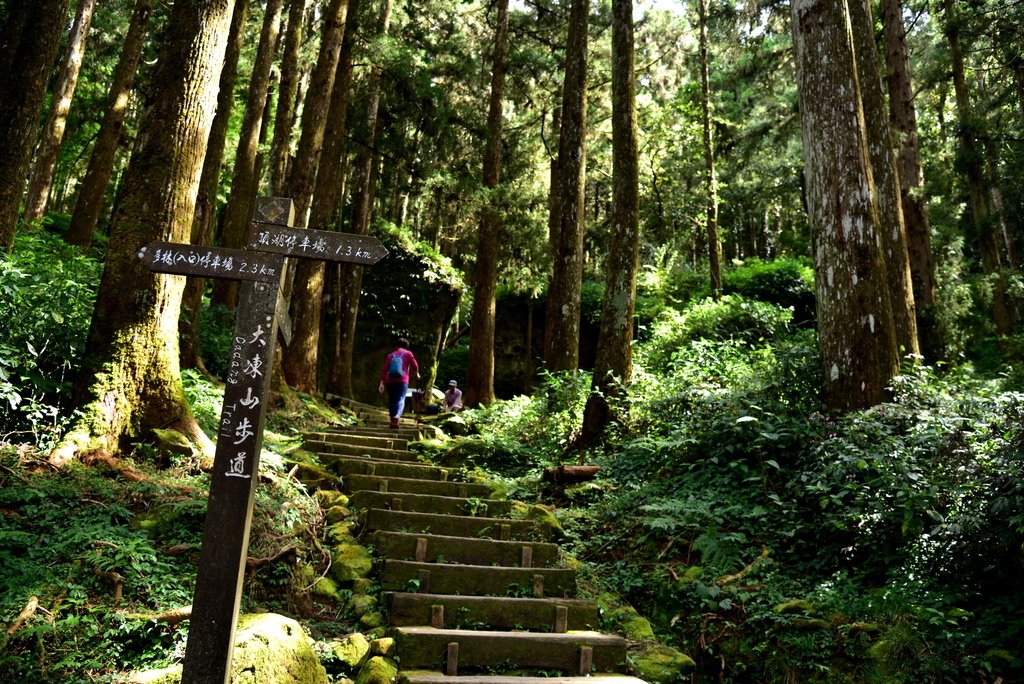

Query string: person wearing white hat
443 379 463 412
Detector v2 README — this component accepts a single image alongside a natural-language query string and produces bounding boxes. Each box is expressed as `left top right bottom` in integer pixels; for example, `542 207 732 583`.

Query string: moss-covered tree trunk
22 0 96 223
850 0 919 357
580 0 640 448
792 0 899 411
333 0 392 398
0 0 71 252
544 0 588 374
698 0 721 299
941 0 1012 337
52 0 237 465
465 0 510 408
180 0 250 372
66 0 153 249
268 0 308 198
280 0 351 394
881 0 936 353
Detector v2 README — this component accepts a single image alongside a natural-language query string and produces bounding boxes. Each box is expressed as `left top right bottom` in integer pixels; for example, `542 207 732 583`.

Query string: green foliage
181 368 223 437
0 230 100 446
722 257 816 327
198 302 237 380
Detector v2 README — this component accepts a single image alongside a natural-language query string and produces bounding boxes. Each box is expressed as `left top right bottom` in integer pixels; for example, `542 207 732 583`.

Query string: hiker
378 338 419 429
443 379 463 412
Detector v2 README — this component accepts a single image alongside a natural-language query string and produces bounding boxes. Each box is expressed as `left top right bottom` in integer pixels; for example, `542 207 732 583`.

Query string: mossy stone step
392 627 628 673
400 674 647 684
343 474 493 499
380 560 576 598
365 509 547 541
368 531 560 567
324 455 448 481
386 592 600 632
305 440 421 462
352 490 513 517
329 425 422 439
306 431 411 451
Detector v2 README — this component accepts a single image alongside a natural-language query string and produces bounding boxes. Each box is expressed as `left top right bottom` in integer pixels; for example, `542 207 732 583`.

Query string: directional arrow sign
247 224 389 264
138 241 284 283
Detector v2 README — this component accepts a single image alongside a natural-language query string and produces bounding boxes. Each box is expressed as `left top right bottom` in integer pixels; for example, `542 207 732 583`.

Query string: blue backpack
387 351 405 379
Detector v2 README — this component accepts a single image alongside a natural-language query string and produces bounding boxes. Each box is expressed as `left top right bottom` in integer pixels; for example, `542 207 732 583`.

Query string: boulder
331 542 374 582
631 644 696 683
330 632 371 671
354 655 398 684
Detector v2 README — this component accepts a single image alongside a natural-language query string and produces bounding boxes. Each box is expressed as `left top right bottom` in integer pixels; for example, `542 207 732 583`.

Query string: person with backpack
378 337 419 429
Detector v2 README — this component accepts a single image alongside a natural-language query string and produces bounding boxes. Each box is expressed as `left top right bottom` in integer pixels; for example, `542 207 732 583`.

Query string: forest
1 0 1023 681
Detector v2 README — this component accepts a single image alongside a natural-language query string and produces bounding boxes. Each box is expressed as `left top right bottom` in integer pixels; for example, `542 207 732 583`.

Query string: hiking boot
390 416 400 429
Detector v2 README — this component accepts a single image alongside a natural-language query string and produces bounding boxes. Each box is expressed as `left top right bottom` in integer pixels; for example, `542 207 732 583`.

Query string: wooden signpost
138 197 387 684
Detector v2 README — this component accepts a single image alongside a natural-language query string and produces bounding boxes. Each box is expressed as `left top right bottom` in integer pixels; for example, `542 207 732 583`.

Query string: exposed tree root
717 543 770 586
5 595 39 637
120 606 192 627
94 568 125 606
246 544 298 568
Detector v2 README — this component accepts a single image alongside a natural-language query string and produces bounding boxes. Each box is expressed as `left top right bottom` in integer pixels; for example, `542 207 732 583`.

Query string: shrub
722 257 816 326
0 231 100 446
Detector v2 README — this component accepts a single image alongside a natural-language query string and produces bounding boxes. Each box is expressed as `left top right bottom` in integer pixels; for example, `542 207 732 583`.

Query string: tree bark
465 0 510 408
210 0 285 311
791 0 899 411
849 0 919 357
580 0 640 448
291 0 360 396
269 0 308 198
544 0 589 374
280 0 352 393
941 0 1011 337
698 0 721 298
22 0 96 224
180 0 251 372
880 0 937 354
51 0 236 465
66 0 154 249
332 0 393 398
0 0 71 252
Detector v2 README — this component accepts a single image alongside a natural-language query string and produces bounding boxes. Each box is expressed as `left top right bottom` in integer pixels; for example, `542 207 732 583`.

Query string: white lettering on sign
243 355 264 379
249 325 267 346
226 452 251 479
239 386 259 409
233 417 254 445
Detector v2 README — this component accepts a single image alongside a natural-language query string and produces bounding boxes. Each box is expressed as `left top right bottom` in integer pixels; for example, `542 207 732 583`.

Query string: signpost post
138 197 387 684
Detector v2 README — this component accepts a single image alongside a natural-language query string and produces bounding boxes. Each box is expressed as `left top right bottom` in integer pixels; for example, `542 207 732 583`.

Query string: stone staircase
305 398 647 684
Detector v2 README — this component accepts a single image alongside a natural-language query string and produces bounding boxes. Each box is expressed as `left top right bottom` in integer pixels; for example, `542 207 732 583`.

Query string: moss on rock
631 644 696 683
330 632 370 671
331 542 374 582
354 655 398 684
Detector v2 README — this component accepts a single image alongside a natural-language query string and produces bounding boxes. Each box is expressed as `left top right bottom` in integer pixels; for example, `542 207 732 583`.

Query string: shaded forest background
2 0 1024 681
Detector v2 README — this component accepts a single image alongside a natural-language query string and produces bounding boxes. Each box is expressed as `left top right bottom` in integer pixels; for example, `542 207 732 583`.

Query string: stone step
344 474 493 499
352 490 514 518
306 431 411 451
386 592 600 632
400 674 647 684
330 425 422 440
365 509 547 541
392 627 628 674
306 440 422 462
324 455 449 481
368 531 560 568
381 560 576 598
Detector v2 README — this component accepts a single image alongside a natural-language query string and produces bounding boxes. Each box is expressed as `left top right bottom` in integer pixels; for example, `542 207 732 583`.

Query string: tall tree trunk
269 0 308 197
66 0 153 250
22 0 96 223
698 0 721 298
52 0 236 465
880 0 937 354
580 0 640 447
792 0 899 411
294 0 360 396
0 0 71 252
941 0 1011 336
850 0 919 357
544 0 589 374
465 0 510 408
333 0 393 398
546 104 562 256
210 0 284 310
280 0 351 393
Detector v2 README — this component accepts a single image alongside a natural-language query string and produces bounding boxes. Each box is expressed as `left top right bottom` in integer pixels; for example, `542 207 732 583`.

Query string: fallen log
542 464 601 485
